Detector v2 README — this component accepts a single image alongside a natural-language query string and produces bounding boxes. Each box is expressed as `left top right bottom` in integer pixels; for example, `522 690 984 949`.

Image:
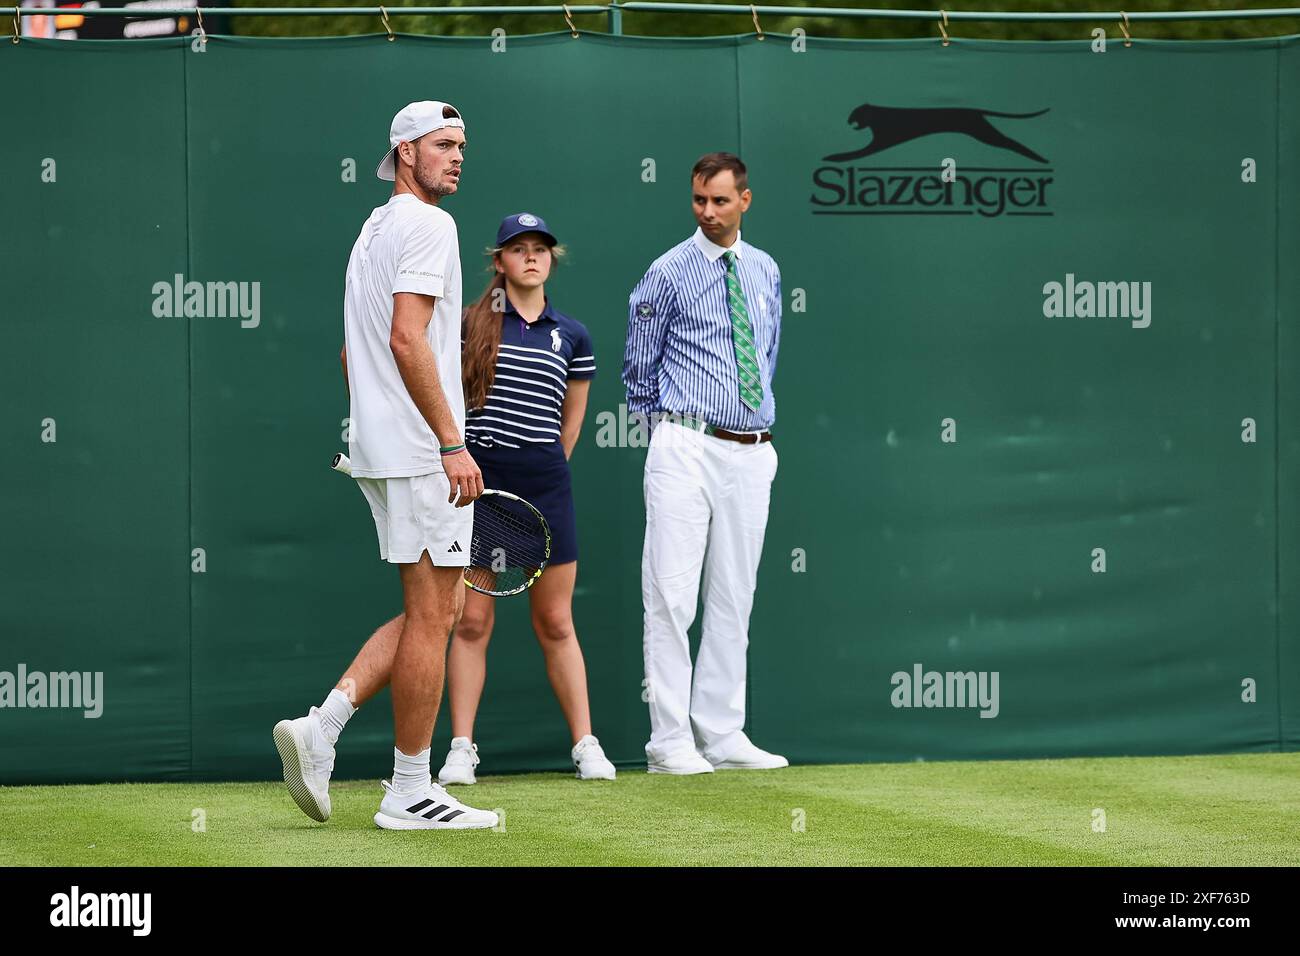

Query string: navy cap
496 212 558 248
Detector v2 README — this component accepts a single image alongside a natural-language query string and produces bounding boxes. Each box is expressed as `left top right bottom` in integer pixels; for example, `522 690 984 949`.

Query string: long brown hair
461 242 566 411
462 260 506 412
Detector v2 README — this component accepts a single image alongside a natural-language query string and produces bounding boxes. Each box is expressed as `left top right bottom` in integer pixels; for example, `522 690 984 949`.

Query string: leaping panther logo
823 102 1050 164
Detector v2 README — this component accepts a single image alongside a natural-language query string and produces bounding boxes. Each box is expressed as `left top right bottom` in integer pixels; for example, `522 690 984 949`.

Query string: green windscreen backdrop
1 31 1297 783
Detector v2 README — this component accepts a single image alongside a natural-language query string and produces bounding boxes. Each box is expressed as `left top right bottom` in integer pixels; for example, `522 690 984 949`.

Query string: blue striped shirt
622 227 782 431
465 298 596 450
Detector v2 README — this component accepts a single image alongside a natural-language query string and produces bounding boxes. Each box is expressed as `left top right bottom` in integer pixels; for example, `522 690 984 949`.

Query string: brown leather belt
674 415 772 444
709 427 772 444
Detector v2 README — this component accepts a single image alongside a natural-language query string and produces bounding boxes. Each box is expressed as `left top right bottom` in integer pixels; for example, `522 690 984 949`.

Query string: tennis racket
330 452 550 596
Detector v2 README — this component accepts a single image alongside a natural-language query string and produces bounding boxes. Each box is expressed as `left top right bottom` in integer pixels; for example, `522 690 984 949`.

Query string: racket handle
331 452 353 477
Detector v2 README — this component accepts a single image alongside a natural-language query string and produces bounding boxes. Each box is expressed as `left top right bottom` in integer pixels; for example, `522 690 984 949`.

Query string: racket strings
467 494 549 595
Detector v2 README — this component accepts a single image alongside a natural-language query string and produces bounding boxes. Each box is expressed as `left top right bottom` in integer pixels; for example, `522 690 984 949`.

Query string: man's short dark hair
691 152 748 194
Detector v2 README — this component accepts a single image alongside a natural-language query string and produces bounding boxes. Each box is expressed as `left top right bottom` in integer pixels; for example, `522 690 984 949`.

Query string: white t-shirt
343 194 464 479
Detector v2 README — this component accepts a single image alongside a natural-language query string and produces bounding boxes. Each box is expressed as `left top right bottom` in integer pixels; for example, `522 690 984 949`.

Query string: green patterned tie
723 250 763 412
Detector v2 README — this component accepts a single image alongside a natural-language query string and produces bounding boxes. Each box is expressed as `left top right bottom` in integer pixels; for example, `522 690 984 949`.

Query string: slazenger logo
811 100 1054 218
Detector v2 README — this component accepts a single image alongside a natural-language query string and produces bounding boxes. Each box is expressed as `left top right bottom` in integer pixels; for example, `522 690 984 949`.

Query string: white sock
316 688 356 747
392 747 432 794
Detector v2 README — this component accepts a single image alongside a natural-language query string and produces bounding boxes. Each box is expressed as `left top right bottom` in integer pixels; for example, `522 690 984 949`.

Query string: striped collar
692 226 744 263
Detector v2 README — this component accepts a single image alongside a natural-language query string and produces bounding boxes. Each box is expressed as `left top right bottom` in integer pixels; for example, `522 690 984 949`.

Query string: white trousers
641 420 778 763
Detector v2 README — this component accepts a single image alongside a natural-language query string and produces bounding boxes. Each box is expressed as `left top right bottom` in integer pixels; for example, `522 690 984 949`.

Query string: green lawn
2 753 1297 866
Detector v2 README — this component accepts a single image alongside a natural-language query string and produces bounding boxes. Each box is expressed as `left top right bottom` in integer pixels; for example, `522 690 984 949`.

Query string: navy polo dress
465 297 596 565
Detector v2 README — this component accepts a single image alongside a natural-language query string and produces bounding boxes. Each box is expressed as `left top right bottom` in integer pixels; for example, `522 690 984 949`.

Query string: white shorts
355 473 473 566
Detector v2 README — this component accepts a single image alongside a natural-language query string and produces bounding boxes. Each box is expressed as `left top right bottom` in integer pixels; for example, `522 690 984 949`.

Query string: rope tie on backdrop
195 5 206 44
563 3 578 37
1118 10 1132 47
380 4 394 41
938 9 950 46
751 4 764 41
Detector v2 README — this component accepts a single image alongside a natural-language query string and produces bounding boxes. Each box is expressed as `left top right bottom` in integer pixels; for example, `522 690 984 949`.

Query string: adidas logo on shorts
447 541 463 553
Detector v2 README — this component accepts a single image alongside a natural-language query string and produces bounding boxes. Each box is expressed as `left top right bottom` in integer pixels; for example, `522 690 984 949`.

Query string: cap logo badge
518 214 540 227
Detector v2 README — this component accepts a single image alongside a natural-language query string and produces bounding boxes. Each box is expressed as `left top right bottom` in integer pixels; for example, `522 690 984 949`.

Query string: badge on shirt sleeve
636 302 655 320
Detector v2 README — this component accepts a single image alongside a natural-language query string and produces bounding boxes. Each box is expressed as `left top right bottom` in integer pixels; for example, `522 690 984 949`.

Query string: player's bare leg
338 614 404 707
272 579 465 822
375 552 497 829
391 555 461 754
273 614 404 822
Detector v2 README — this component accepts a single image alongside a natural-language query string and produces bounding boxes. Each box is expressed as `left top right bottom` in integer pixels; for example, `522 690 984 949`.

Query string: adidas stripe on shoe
373 779 498 830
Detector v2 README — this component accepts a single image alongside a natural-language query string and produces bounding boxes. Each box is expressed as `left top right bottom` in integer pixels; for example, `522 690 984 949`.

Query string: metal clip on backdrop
380 4 394 41
751 3 763 41
195 4 205 44
563 3 577 37
1119 10 1133 47
938 8 949 46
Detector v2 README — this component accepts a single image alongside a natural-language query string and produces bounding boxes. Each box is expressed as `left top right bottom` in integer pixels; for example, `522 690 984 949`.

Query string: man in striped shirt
622 152 788 775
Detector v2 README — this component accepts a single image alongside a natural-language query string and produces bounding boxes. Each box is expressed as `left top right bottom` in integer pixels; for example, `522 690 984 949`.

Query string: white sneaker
572 734 616 780
647 749 715 775
273 708 335 822
437 736 480 785
710 739 789 770
373 779 498 830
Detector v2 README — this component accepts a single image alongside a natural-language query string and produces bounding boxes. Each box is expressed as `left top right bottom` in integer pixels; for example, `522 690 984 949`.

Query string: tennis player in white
273 101 498 830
